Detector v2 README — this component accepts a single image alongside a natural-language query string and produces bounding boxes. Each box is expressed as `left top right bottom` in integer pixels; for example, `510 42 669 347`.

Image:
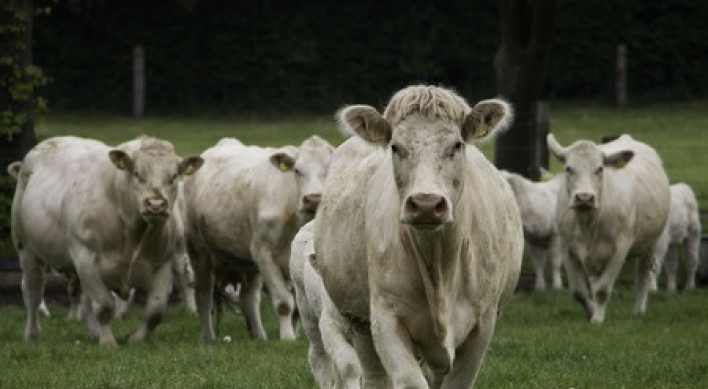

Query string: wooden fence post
616 44 627 108
133 45 145 118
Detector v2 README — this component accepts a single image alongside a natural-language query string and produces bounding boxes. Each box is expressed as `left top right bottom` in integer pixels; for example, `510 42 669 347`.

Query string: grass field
0 289 706 388
1 101 707 387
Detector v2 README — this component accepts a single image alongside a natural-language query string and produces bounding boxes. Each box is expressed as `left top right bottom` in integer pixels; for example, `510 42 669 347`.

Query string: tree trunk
1 0 37 173
494 0 555 179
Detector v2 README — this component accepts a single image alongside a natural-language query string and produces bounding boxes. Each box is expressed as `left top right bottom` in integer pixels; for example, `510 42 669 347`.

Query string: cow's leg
549 236 564 290
19 252 45 342
251 235 296 341
173 253 197 314
320 304 362 389
129 262 172 343
441 310 497 389
590 249 630 323
663 245 679 292
295 281 336 387
370 304 427 389
67 274 84 321
72 246 118 346
528 244 547 291
239 272 268 340
564 255 594 320
683 233 700 290
190 249 216 341
114 288 135 319
352 333 392 389
633 249 658 317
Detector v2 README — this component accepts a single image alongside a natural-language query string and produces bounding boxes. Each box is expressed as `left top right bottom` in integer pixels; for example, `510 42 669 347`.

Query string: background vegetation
30 0 708 115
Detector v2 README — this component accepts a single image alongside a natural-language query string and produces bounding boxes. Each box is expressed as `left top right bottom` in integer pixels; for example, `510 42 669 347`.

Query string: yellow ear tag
474 124 489 139
183 164 195 175
279 161 289 172
116 158 126 170
614 159 628 169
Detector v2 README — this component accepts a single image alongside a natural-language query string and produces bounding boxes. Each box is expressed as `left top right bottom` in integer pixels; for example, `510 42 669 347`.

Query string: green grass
0 289 706 388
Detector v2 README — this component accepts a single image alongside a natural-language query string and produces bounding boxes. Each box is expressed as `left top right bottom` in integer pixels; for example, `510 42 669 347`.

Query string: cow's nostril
406 194 448 223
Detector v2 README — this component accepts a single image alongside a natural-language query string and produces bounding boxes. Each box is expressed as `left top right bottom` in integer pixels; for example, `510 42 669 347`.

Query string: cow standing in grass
183 136 334 341
314 85 523 388
10 136 203 346
548 134 670 323
501 169 564 291
653 182 702 291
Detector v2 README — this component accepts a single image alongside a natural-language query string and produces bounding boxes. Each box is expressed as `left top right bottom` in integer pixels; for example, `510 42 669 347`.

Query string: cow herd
6 84 702 388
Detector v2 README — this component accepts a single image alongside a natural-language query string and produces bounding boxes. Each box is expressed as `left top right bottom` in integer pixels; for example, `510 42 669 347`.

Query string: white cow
501 169 564 290
314 85 523 388
548 133 670 323
10 135 203 346
183 135 334 341
291 221 362 389
653 183 702 291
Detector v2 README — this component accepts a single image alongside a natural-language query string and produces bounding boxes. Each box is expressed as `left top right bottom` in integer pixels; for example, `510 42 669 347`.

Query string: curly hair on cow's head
382 84 470 127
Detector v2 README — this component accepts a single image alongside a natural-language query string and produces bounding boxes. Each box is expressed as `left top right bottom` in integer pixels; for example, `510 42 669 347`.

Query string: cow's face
270 136 334 217
548 134 634 211
338 91 513 230
110 141 203 223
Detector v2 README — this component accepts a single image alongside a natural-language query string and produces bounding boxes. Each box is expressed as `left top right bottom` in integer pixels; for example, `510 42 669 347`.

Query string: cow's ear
337 105 392 146
604 150 634 169
179 156 204 176
109 150 132 171
538 167 554 182
7 161 22 181
462 99 514 141
270 152 296 172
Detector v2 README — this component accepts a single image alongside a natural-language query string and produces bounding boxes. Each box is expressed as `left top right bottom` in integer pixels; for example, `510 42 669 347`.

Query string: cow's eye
450 141 464 159
595 166 604 175
564 166 574 175
134 171 145 183
390 144 399 155
169 173 179 184
294 168 303 176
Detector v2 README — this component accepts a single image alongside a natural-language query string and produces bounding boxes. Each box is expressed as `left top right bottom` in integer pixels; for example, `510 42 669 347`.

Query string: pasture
1 101 707 388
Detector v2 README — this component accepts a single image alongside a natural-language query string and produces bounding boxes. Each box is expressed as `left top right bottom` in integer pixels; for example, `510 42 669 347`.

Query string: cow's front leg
352 332 392 389
528 244 547 291
370 303 426 389
564 254 594 320
73 248 118 346
441 310 498 389
591 246 630 323
129 261 172 343
251 236 295 340
239 272 267 340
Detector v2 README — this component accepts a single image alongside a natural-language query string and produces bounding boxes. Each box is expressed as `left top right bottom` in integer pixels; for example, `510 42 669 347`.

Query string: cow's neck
402 224 462 357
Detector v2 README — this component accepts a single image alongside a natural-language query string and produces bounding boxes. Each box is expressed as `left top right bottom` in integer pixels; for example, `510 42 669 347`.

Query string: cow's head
109 137 203 223
547 134 633 211
337 85 513 230
269 136 334 217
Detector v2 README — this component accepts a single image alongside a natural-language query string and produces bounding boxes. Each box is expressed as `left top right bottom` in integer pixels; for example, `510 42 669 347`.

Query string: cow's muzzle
571 192 597 210
404 193 449 226
142 197 169 220
300 194 322 214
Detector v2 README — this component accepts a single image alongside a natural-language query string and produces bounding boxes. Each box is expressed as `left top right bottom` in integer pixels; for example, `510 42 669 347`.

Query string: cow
501 169 564 291
314 85 523 388
10 135 203 346
183 135 334 341
291 220 362 389
547 133 670 323
652 183 702 292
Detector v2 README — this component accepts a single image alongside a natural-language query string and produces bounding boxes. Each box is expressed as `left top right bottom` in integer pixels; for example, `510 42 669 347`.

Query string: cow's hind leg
633 251 658 317
683 233 700 290
19 251 45 342
663 245 679 292
529 245 547 291
129 261 172 343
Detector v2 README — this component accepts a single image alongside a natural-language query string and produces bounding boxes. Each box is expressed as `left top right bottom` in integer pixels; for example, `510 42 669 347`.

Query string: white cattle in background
10 136 203 346
653 183 701 291
291 221 362 389
183 135 334 341
501 169 564 290
548 133 670 323
314 85 523 388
